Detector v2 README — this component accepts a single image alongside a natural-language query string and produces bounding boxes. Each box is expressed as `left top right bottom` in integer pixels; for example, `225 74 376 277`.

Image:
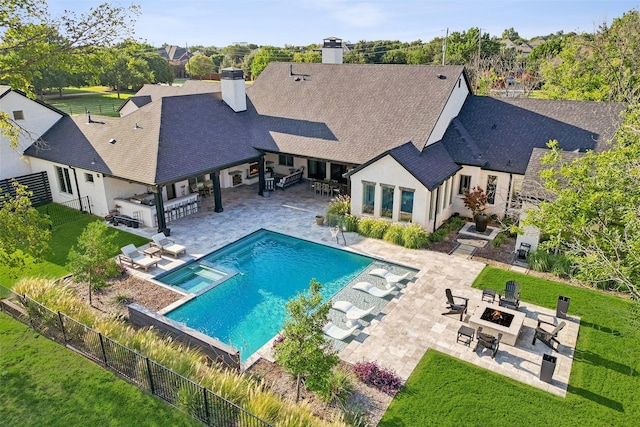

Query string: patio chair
442 288 469 321
499 280 521 310
532 319 566 352
475 326 502 358
516 242 531 260
151 232 187 257
119 244 160 272
368 268 410 285
265 177 275 191
332 300 374 326
323 322 358 341
352 281 396 298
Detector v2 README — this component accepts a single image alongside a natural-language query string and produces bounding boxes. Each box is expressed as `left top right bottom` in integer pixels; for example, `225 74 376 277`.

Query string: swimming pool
160 230 375 362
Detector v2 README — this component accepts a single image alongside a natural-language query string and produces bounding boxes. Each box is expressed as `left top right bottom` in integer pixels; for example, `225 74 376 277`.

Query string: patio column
153 186 168 232
212 171 223 212
258 156 265 196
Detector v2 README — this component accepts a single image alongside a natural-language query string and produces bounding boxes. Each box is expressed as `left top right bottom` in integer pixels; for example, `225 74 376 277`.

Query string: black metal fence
42 196 92 226
0 286 272 427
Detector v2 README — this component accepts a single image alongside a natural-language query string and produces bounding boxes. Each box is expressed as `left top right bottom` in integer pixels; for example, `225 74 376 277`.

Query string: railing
0 285 272 427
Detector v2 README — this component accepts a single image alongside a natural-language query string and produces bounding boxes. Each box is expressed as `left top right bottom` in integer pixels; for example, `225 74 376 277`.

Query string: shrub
445 215 466 231
491 232 507 248
352 361 402 395
316 368 354 404
528 250 555 272
551 254 575 278
383 224 405 246
369 219 390 239
401 224 429 249
339 400 369 427
326 194 351 217
357 217 377 237
427 228 448 243
343 214 360 232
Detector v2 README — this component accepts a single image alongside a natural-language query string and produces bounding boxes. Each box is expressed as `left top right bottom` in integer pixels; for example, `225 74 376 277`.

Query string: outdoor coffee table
143 246 162 258
457 325 475 346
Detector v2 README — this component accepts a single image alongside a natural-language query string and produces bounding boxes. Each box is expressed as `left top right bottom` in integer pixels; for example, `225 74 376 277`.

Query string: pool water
161 230 374 362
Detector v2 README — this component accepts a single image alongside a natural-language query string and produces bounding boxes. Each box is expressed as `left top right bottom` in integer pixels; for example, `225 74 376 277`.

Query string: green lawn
0 314 200 427
0 206 149 287
380 267 639 426
46 91 133 117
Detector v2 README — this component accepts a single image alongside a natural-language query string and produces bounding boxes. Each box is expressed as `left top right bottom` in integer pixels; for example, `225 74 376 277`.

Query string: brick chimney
221 67 246 112
322 37 343 64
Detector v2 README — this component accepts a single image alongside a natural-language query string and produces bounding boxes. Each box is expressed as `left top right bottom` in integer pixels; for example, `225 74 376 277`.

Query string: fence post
98 333 108 366
145 357 155 395
57 311 67 342
202 387 210 426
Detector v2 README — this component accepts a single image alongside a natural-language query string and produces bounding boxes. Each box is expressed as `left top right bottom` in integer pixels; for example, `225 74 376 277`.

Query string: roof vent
109 138 116 144
436 74 446 79
86 110 92 124
491 123 497 130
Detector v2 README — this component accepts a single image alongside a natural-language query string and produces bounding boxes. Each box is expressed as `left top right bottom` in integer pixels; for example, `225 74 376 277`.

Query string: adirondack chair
532 319 566 352
442 288 469 321
499 280 521 310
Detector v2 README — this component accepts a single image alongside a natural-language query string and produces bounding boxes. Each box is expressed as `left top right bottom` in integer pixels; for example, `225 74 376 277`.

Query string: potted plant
463 186 489 232
315 215 325 226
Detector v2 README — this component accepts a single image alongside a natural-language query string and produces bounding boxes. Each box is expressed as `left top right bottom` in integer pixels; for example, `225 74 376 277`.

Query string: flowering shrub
272 334 285 349
352 360 402 395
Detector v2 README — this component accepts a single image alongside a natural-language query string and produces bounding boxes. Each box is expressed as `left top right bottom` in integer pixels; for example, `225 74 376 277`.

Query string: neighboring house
158 45 192 79
0 86 64 181
3 39 625 247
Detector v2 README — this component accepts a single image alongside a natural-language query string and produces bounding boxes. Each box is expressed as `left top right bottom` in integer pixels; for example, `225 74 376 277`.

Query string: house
157 45 192 78
3 39 625 247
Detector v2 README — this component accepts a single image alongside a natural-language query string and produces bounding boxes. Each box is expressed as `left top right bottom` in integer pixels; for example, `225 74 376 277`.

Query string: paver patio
119 183 579 399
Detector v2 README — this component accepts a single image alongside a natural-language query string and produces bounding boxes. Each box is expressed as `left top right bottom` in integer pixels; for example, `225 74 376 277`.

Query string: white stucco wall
516 202 541 252
0 91 62 180
425 74 470 146
351 156 455 232
450 165 516 219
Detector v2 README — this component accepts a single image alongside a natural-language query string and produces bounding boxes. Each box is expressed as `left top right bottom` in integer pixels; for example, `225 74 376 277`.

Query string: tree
99 45 152 97
0 0 139 146
293 51 321 63
251 46 292 78
523 107 640 298
273 279 338 402
185 54 215 79
0 181 51 268
67 220 119 306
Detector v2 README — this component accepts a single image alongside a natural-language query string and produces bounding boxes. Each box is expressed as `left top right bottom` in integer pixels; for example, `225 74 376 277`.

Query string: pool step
195 268 225 281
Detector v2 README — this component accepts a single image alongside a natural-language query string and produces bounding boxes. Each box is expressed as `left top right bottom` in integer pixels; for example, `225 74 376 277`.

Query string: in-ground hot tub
469 302 526 346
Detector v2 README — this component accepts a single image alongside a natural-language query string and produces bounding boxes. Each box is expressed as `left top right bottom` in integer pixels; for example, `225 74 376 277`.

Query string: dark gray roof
389 142 460 191
441 96 625 175
247 63 467 164
520 147 586 201
27 92 261 185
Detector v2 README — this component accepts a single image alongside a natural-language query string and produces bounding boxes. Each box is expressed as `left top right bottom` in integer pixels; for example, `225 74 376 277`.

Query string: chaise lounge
151 232 187 257
352 281 396 298
323 322 358 341
368 268 410 285
119 244 160 271
332 300 375 326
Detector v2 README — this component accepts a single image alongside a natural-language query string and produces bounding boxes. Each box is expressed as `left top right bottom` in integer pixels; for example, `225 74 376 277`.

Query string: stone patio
117 182 579 398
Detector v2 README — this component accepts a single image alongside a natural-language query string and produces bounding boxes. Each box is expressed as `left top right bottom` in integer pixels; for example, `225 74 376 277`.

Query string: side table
143 246 162 258
457 325 475 346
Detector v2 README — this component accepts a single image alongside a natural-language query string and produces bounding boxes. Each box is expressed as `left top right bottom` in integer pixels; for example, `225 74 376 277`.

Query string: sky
47 0 640 48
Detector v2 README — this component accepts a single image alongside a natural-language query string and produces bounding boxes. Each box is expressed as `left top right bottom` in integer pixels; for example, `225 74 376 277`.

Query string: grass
0 314 200 427
46 93 132 117
380 267 640 426
0 206 149 287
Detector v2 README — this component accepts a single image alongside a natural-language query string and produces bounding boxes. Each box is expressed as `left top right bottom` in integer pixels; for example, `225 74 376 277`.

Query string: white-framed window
56 166 73 194
458 175 471 195
486 175 498 204
448 176 454 205
400 188 414 222
429 190 437 220
381 185 394 218
85 173 94 183
362 181 375 214
12 110 24 120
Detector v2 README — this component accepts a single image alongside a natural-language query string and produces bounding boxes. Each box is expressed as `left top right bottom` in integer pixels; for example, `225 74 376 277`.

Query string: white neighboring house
0 86 63 181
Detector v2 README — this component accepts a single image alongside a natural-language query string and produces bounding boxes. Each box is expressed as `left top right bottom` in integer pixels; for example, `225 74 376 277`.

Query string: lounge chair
119 244 160 271
499 280 521 310
532 319 566 352
151 232 187 257
352 281 396 298
332 300 374 326
475 326 502 359
368 268 410 284
442 288 469 321
323 322 358 341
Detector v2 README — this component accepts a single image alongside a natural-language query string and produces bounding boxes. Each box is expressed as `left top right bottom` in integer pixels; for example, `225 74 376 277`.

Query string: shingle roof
520 147 586 201
441 96 625 175
247 63 467 164
389 142 460 191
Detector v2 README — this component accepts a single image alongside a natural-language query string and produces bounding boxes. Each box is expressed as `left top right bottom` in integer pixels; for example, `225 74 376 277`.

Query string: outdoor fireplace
247 162 259 178
480 307 515 328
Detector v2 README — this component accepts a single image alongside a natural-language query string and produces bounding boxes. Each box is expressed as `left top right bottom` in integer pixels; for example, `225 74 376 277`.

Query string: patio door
307 160 326 180
166 183 177 200
330 163 348 183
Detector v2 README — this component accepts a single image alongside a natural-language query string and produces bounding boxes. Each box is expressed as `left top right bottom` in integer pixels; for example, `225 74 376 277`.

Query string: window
12 110 24 120
307 159 326 180
486 175 497 204
381 186 394 218
85 173 94 183
458 175 471 195
400 189 414 222
56 166 73 194
448 176 454 205
429 190 437 220
362 182 375 214
278 154 293 167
